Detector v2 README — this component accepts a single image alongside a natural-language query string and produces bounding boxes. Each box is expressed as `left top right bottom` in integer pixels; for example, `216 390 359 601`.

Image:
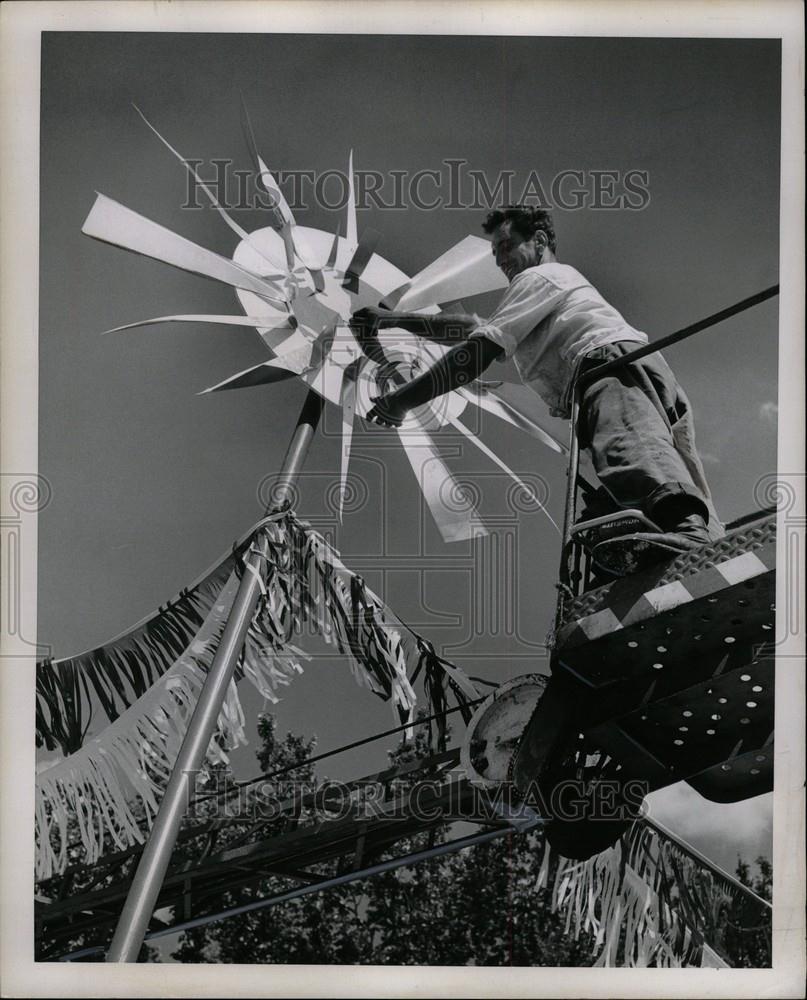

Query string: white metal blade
82 194 286 303
345 149 357 250
199 359 298 393
342 228 381 292
102 314 295 351
134 105 288 275
392 236 507 312
488 382 567 453
337 359 363 522
446 415 561 535
459 382 566 455
397 426 488 543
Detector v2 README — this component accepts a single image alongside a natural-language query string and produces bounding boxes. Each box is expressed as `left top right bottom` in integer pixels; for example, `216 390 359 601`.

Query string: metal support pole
554 387 582 631
130 818 544 946
106 389 324 962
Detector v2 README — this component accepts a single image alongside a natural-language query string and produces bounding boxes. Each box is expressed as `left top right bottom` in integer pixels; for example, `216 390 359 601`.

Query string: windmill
70 103 570 961
84 104 565 542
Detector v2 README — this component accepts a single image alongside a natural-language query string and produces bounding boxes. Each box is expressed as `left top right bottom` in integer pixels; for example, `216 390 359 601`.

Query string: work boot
591 513 712 576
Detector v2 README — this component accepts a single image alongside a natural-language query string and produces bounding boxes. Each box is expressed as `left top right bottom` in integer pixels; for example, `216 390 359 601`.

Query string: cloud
758 401 778 426
645 783 772 874
699 452 720 466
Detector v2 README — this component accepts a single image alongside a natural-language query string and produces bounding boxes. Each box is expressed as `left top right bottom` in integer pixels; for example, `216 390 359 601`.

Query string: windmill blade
102 314 296 351
446 415 561 535
200 359 298 394
234 167 325 283
134 105 288 275
437 298 470 314
253 153 297 272
203 323 324 393
326 225 341 269
279 227 296 271
290 227 326 290
256 156 295 227
240 95 295 228
269 330 321 375
342 228 381 293
239 95 300 276
82 194 287 305
397 426 488 543
306 322 338 374
336 358 364 521
459 382 566 455
388 236 508 312
345 149 358 250
300 322 359 406
239 93 262 172
488 382 567 453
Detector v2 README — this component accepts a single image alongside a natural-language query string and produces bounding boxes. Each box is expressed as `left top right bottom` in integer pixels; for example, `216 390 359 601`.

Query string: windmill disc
460 673 549 789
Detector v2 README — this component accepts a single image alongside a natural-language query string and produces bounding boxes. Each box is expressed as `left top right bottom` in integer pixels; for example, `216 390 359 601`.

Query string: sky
37 32 780 876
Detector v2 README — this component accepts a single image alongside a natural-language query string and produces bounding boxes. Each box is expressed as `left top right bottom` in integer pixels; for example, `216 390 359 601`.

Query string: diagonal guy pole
106 388 325 962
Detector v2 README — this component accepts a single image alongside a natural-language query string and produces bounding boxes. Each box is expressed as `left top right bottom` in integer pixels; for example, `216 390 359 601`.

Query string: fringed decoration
409 636 480 752
36 573 242 880
36 510 482 877
535 818 771 968
288 516 418 724
36 548 239 754
35 556 315 881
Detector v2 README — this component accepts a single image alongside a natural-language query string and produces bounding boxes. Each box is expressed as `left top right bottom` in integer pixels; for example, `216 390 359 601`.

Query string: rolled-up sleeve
469 271 566 360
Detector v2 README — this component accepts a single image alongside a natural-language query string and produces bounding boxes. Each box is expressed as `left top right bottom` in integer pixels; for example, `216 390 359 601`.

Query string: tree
171 713 595 966
722 855 773 968
172 712 367 964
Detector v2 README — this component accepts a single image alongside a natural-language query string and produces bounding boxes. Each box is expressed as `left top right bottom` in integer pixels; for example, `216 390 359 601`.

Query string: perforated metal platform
551 512 776 804
557 513 776 640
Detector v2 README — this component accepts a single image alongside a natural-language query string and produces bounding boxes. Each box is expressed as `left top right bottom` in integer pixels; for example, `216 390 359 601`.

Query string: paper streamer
35 573 245 880
536 817 769 968
36 512 486 877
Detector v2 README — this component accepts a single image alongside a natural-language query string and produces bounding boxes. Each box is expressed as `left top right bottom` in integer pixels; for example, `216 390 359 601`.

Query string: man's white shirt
470 263 648 417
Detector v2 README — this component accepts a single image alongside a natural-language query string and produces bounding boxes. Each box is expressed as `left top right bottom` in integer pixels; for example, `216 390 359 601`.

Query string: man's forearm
377 312 478 344
388 336 503 411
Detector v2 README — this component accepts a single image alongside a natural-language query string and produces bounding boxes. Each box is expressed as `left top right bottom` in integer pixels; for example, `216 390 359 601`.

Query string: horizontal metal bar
61 818 545 960
40 778 483 923
577 285 779 391
38 747 466 891
642 815 772 912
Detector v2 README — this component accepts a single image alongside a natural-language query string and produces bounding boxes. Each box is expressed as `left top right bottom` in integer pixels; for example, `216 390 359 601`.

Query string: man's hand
349 306 387 339
365 394 409 428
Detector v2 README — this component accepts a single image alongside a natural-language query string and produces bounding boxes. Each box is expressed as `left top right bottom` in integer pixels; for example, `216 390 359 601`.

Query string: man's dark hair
482 206 557 253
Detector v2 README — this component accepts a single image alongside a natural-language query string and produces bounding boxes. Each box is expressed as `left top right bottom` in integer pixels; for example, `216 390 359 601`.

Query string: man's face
491 220 542 282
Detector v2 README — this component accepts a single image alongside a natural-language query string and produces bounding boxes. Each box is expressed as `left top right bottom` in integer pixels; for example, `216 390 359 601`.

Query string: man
351 206 722 572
